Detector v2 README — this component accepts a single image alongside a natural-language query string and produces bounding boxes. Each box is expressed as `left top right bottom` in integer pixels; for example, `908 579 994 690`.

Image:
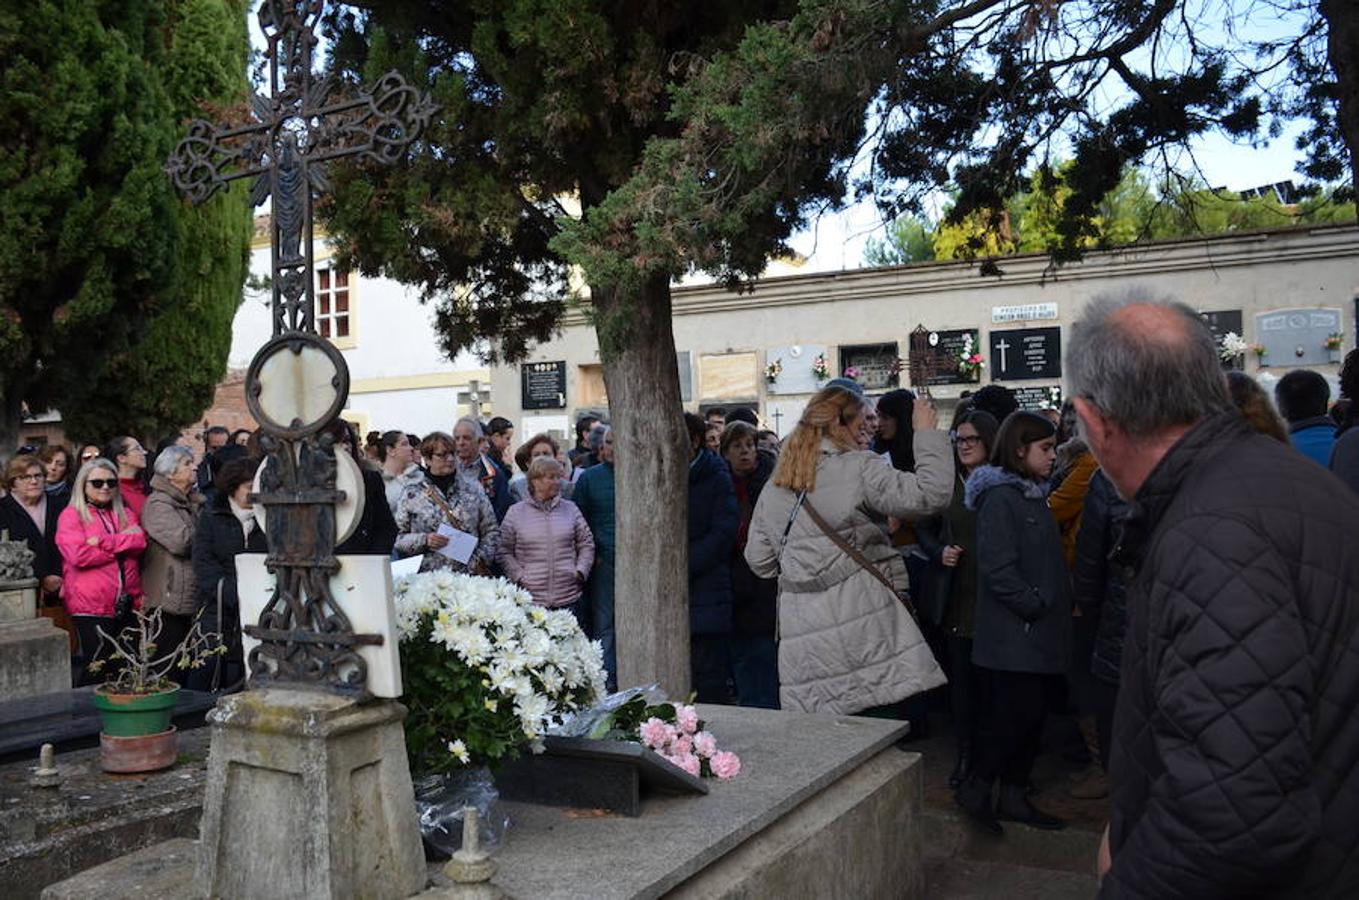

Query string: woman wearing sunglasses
55 459 147 685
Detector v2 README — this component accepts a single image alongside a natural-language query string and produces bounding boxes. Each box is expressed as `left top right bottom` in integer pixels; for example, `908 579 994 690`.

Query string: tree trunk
1322 0 1359 201
594 273 692 698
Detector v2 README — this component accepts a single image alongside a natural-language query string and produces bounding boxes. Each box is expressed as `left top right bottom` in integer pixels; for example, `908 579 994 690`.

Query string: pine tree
0 0 251 448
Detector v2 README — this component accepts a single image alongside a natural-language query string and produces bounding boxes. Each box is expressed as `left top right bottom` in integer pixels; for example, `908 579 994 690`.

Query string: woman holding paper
393 431 499 574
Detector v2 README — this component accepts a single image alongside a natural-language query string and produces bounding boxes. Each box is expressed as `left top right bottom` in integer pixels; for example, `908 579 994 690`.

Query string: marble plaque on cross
237 554 404 698
766 344 829 395
1255 308 1343 367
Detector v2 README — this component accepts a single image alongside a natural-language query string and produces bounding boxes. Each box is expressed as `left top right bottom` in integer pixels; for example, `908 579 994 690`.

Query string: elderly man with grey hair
451 415 511 522
1069 292 1359 899
141 444 205 681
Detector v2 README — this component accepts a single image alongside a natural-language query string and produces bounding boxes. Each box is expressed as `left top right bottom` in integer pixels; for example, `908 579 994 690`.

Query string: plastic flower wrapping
395 571 607 773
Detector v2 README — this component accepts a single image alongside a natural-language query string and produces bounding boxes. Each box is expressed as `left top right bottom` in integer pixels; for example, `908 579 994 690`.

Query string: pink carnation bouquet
635 703 742 780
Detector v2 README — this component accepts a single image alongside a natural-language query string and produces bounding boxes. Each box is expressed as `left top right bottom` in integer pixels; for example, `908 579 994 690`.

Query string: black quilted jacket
1100 411 1359 899
1071 469 1131 685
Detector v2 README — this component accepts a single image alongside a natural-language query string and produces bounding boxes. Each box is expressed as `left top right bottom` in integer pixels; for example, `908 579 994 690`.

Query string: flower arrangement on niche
958 333 985 379
765 358 783 385
842 365 861 380
811 354 831 381
1252 343 1269 360
1325 333 1344 352
393 570 607 773
1220 331 1249 362
582 692 741 780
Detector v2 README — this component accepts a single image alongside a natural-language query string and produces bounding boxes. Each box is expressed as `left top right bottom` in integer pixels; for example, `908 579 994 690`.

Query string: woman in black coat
684 413 738 704
957 412 1071 834
721 421 779 709
328 420 398 556
1070 467 1130 771
189 458 266 692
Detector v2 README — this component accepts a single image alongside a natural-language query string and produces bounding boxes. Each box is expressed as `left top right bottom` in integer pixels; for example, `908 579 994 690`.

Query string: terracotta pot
100 725 178 774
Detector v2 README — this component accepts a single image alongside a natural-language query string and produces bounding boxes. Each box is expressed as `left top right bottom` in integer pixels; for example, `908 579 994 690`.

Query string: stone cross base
196 688 426 899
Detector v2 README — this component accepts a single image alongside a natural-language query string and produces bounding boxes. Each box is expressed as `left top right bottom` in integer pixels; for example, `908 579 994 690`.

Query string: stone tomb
42 705 925 899
0 578 69 703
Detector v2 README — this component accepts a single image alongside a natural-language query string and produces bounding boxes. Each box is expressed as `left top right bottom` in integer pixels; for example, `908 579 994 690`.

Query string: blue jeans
730 635 779 709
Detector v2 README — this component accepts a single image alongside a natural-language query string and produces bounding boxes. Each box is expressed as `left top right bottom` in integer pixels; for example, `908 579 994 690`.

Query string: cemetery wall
489 224 1359 438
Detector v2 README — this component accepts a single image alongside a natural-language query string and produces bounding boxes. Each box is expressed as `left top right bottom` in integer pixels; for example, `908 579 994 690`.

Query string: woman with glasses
393 431 499 574
102 436 149 519
916 409 1000 789
0 454 68 620
55 459 147 685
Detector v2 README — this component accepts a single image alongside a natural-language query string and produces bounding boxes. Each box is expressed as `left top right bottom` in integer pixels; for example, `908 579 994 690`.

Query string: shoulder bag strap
423 482 466 532
802 498 919 620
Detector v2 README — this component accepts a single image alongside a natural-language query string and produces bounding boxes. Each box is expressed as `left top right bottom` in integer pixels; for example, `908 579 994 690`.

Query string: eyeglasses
80 453 98 462
14 473 43 482
124 444 146 454
952 434 983 448
429 451 454 459
87 478 118 489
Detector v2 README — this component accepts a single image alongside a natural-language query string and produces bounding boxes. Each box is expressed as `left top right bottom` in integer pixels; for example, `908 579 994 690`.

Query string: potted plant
1325 332 1344 363
1251 342 1269 364
87 607 222 773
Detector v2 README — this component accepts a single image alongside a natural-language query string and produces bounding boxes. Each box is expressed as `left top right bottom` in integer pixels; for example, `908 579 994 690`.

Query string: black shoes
995 783 1066 831
954 776 1003 836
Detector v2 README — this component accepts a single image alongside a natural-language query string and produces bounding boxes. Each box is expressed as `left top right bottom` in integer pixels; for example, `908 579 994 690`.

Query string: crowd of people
3 291 1357 894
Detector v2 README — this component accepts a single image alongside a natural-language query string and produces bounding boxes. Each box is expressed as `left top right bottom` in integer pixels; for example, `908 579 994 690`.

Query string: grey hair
453 416 484 438
153 444 194 477
1067 288 1230 437
587 423 611 452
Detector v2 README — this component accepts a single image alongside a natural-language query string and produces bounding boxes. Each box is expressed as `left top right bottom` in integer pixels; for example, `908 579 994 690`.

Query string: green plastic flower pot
93 686 181 737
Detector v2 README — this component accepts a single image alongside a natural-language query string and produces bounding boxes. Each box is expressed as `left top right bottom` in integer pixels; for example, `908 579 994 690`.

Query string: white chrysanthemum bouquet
395 571 607 773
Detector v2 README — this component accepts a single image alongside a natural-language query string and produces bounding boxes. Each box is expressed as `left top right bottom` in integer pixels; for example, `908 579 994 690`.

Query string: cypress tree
0 0 251 448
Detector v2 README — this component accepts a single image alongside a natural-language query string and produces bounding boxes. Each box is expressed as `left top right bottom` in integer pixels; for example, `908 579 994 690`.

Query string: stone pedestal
196 688 426 899
0 578 70 702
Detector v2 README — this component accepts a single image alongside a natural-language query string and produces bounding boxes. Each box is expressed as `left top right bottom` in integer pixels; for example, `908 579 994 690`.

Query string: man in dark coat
684 413 738 704
1070 294 1359 899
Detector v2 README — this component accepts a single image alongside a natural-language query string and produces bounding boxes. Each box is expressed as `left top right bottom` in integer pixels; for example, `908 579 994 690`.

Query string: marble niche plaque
765 344 829 395
1256 308 1343 367
699 352 758 401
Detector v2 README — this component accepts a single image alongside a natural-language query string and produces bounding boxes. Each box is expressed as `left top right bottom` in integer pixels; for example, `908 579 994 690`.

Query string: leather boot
948 741 972 789
996 783 1066 830
954 776 1002 836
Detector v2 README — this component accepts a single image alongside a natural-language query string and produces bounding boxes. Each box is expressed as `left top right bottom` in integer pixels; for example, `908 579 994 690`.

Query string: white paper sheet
389 556 423 580
435 522 478 564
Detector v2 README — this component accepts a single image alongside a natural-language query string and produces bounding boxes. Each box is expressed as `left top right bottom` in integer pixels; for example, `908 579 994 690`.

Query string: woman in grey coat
745 384 952 716
957 411 1071 835
141 445 204 683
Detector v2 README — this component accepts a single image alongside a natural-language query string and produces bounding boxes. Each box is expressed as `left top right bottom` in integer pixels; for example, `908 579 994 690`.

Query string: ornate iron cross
908 325 941 396
166 0 435 696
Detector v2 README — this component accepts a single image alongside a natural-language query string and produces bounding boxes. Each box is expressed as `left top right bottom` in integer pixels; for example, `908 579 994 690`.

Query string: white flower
447 739 470 765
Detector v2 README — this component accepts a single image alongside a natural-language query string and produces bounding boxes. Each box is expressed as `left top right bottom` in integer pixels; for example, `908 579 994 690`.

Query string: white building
230 221 490 439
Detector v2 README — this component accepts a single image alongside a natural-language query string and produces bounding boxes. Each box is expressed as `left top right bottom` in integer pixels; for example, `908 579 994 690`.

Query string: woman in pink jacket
56 458 147 685
497 457 595 626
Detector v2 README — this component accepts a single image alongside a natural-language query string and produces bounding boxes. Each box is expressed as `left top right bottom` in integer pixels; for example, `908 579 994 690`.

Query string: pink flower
672 734 693 756
710 750 741 779
639 717 675 750
667 752 701 777
693 731 718 758
675 704 700 734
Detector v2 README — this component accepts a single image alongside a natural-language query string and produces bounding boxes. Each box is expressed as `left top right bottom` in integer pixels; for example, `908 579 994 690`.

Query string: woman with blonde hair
744 384 954 715
55 458 147 684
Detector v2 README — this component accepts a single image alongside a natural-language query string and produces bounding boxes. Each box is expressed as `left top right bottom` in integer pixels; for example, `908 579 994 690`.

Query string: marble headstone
1255 307 1344 367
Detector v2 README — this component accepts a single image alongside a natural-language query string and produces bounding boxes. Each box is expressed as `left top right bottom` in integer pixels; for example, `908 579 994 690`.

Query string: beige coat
141 475 203 617
745 432 954 714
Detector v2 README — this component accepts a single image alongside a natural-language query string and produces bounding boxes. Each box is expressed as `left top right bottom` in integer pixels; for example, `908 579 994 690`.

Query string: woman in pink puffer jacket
497 457 594 621
56 458 147 684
